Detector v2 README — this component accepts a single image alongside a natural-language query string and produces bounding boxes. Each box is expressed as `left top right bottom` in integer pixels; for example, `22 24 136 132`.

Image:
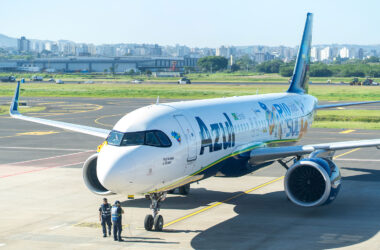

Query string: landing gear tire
154 215 164 231
144 214 154 231
179 184 190 195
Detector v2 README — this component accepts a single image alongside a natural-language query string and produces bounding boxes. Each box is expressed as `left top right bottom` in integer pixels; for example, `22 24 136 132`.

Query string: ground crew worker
111 200 124 241
99 198 112 237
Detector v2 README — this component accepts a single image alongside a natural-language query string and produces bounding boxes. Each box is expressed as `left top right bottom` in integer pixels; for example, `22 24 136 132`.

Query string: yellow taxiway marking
164 148 360 228
163 176 284 228
94 113 124 127
340 129 356 134
0 131 59 139
337 107 345 110
17 131 59 136
333 148 360 159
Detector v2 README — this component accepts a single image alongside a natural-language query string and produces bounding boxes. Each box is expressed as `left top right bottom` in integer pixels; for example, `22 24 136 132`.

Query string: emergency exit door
174 115 197 161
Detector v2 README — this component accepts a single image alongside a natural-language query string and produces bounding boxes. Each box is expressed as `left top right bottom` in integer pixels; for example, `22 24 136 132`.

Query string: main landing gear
144 192 166 231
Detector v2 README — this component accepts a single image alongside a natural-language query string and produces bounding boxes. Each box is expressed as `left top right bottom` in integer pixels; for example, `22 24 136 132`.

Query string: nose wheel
144 193 166 231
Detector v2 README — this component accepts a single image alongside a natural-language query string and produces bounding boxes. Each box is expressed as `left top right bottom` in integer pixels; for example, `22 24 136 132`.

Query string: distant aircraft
10 13 380 232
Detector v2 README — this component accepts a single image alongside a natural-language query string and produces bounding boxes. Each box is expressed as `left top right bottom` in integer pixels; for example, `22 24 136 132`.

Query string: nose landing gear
144 192 166 231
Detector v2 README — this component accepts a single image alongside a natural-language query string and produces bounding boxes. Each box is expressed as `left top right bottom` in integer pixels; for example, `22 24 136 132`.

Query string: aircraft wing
250 139 380 164
316 100 380 109
9 81 110 138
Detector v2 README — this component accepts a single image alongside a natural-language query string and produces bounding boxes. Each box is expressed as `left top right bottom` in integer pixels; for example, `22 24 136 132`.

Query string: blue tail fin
287 13 313 94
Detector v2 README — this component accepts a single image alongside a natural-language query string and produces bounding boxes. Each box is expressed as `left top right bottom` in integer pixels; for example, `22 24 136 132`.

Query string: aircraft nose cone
96 146 136 193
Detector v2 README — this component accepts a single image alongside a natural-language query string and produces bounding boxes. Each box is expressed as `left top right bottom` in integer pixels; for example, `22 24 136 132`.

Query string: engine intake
284 157 341 207
82 153 112 195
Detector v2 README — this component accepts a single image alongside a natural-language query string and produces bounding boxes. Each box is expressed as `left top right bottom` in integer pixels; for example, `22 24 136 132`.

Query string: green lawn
314 109 380 130
0 105 46 115
2 72 380 84
1 82 379 129
0 83 379 101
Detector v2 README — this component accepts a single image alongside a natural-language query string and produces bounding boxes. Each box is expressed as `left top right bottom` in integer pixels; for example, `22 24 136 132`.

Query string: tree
256 60 284 73
236 55 255 71
364 56 379 63
128 69 135 75
146 70 152 76
310 64 333 77
230 64 240 72
279 66 293 77
197 56 228 72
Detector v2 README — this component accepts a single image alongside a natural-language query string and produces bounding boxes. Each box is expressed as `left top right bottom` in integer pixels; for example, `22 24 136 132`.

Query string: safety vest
111 206 121 222
100 204 111 217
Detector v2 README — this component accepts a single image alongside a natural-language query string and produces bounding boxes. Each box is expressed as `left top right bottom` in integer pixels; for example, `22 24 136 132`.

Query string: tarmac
0 97 379 249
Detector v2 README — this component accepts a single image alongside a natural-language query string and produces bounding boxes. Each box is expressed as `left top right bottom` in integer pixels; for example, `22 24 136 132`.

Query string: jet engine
284 157 341 207
82 153 112 195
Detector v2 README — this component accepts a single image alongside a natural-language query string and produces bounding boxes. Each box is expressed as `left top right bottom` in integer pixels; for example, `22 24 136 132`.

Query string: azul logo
195 113 235 155
171 131 181 143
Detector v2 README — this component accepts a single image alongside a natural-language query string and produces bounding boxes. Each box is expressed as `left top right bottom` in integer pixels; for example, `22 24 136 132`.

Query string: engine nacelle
82 153 112 195
284 157 341 207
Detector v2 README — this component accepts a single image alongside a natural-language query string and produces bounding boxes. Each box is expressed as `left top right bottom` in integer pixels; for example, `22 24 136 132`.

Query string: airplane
9 13 380 232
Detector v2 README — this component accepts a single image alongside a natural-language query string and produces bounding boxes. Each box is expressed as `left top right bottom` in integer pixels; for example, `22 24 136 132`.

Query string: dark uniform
99 203 112 237
111 204 123 241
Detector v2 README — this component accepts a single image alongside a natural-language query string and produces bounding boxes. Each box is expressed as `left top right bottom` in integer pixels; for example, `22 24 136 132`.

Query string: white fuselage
97 93 317 196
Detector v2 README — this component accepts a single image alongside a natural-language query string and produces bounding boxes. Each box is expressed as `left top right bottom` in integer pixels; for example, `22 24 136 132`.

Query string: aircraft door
174 115 197 162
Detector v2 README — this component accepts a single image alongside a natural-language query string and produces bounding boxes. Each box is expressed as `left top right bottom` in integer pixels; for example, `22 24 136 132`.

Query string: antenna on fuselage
156 96 160 105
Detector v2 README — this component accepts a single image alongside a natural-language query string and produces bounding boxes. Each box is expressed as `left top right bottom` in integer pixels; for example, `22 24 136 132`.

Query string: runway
0 97 380 249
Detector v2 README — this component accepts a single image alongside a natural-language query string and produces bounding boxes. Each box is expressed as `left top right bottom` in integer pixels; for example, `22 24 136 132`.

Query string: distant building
339 47 350 58
17 36 30 53
358 48 364 60
216 46 228 57
320 47 332 61
310 47 320 61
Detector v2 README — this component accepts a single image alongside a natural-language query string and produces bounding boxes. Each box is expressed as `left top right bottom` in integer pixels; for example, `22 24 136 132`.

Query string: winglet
287 13 313 94
9 81 21 116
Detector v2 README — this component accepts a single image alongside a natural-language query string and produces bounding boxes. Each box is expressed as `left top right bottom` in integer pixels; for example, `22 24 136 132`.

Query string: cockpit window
121 132 145 146
106 131 124 146
145 132 161 146
106 130 172 148
155 131 171 147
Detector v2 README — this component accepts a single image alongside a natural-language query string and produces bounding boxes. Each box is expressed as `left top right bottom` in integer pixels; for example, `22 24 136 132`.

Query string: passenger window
121 132 145 146
155 131 171 147
146 131 161 146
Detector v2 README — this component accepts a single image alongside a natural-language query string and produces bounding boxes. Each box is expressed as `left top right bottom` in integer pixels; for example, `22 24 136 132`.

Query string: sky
1 0 379 47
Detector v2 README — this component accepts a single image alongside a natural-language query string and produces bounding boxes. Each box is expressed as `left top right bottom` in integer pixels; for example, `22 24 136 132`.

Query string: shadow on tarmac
189 184 380 249
118 170 380 249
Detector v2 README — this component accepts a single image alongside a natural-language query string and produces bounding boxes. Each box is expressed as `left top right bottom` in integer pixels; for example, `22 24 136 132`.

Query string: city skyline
1 0 380 47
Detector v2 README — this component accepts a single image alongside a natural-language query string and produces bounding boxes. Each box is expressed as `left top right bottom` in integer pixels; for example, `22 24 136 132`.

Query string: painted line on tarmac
0 243 5 247
163 176 284 228
0 161 84 179
94 113 124 128
340 129 356 134
0 146 91 151
335 158 380 162
333 148 360 159
49 223 67 230
3 150 95 166
0 131 59 139
163 149 358 228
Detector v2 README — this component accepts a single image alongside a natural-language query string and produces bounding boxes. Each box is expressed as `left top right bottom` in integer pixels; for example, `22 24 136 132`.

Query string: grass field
314 109 380 130
0 82 379 129
0 105 45 115
0 83 379 101
2 72 380 84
